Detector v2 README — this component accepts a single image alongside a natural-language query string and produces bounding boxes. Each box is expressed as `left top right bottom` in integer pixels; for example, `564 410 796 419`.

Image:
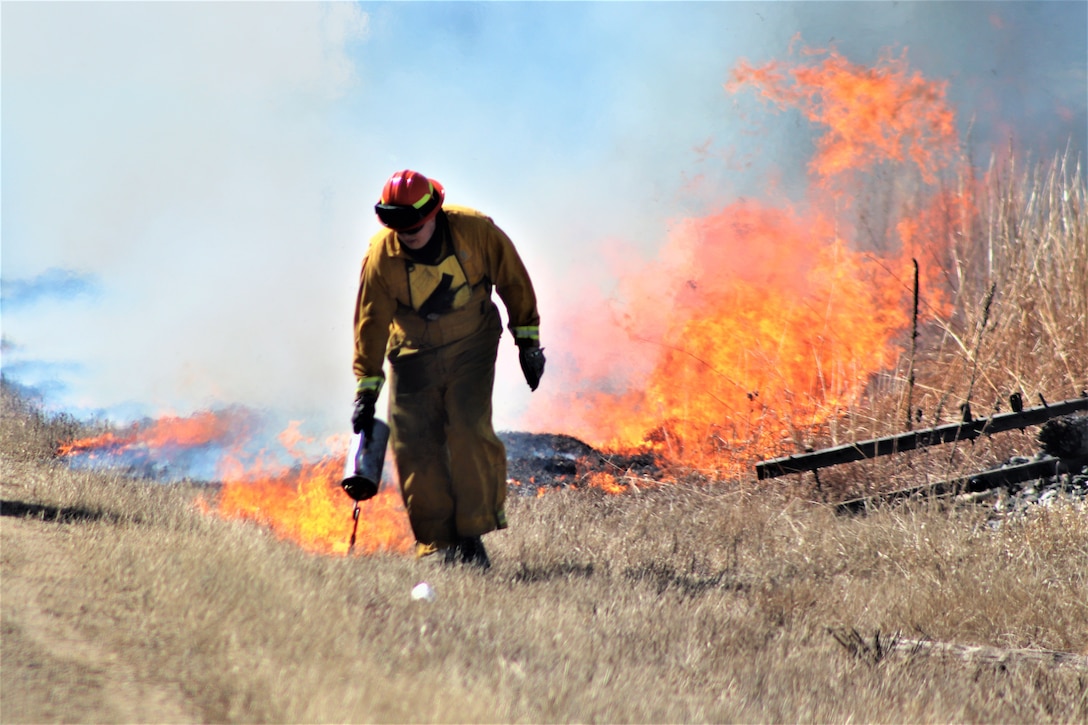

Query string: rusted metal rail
834 454 1088 514
829 627 1088 670
755 395 1088 480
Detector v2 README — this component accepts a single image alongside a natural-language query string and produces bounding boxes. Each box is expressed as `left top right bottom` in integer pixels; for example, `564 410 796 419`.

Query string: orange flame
60 409 414 555
57 410 238 457
729 42 957 184
585 471 627 495
531 42 969 477
207 454 413 557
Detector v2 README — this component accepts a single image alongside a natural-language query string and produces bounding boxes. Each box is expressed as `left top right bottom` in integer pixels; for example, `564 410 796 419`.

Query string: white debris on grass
410 581 436 602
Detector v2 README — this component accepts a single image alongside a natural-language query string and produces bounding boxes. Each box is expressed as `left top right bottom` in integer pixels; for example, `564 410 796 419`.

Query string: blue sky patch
1 268 99 310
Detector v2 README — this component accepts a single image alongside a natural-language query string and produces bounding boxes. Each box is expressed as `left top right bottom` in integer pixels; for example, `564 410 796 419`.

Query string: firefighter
348 169 545 569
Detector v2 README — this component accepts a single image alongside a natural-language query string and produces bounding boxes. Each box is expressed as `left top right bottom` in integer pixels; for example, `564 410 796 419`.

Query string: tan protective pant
388 317 508 553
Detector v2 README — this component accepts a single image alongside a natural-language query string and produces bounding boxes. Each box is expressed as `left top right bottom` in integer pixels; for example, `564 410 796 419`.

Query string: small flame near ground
58 409 246 459
59 411 414 556
202 457 413 557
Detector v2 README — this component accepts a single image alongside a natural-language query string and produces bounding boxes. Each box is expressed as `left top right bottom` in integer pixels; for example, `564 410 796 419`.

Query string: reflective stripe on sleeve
513 325 539 341
355 376 384 397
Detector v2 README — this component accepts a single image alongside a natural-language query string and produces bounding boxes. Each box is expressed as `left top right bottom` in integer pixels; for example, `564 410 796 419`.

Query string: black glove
351 390 377 437
518 344 546 392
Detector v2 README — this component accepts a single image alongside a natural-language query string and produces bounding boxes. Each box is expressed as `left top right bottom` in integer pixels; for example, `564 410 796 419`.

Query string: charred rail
834 454 1088 514
829 627 1088 670
756 396 1088 480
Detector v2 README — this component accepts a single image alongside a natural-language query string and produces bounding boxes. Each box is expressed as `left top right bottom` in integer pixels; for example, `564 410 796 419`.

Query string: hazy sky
3 1 1085 445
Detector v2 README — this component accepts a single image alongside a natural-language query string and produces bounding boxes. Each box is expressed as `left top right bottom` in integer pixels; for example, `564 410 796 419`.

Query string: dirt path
1 510 194 724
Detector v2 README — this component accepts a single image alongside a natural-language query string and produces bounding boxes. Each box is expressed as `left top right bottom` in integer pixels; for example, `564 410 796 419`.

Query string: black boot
442 544 459 565
457 536 491 570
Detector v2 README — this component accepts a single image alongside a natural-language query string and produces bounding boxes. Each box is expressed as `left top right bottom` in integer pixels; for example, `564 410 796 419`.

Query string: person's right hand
351 390 377 437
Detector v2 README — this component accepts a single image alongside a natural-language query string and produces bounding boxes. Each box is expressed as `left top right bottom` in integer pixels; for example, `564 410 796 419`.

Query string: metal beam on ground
755 396 1088 480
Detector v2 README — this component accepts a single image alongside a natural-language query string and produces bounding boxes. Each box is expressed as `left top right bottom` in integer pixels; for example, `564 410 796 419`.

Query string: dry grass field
3 159 1087 723
3 390 1087 723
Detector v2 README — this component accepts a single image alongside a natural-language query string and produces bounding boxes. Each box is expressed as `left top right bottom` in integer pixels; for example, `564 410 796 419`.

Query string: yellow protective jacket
353 206 540 393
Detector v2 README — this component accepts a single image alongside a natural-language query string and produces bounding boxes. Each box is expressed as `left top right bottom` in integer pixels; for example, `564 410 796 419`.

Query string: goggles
375 202 428 231
375 182 441 231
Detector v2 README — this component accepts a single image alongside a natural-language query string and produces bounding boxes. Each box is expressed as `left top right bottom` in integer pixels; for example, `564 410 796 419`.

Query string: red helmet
374 170 445 231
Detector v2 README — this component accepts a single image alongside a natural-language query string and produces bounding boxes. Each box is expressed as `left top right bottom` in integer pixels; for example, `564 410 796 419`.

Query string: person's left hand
518 345 546 392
